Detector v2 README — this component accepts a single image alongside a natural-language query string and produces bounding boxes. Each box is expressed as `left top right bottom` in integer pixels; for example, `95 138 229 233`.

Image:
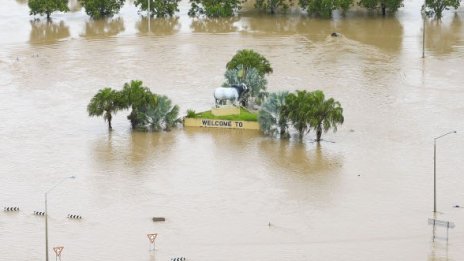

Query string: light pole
45 176 76 261
147 0 151 33
433 131 456 213
422 0 426 58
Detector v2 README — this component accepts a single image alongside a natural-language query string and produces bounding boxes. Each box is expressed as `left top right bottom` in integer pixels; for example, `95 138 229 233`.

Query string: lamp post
433 131 456 213
422 0 426 58
147 0 151 33
45 176 76 261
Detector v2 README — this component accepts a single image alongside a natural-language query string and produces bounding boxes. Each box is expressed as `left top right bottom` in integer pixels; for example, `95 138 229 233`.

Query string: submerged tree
357 0 404 16
281 90 344 141
188 0 244 17
145 95 180 131
224 65 268 106
282 90 313 139
308 90 344 142
87 87 123 129
28 0 69 19
121 80 157 129
79 0 125 19
299 0 338 17
258 91 289 137
425 0 460 19
134 0 180 17
338 0 354 13
226 49 273 76
254 0 292 14
88 80 179 131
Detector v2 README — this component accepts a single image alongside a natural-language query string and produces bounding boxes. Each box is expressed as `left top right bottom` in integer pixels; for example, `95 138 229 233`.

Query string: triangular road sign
53 246 64 256
147 233 157 244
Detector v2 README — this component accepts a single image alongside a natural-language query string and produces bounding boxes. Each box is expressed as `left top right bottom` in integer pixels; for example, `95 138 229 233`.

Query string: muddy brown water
1 1 464 260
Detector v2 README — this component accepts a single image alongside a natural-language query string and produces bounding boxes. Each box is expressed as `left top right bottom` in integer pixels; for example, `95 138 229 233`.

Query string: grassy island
190 108 258 122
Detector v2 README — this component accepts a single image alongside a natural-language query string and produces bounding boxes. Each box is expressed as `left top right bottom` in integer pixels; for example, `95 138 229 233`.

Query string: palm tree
224 65 268 106
282 90 313 139
121 80 156 129
258 91 289 137
308 90 344 142
87 88 123 130
145 95 180 131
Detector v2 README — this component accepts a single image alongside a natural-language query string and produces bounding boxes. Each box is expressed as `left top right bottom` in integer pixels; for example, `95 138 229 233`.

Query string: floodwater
1 0 464 260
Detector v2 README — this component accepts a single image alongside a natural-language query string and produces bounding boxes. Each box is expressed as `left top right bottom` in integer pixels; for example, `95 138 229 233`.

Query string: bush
186 109 197 118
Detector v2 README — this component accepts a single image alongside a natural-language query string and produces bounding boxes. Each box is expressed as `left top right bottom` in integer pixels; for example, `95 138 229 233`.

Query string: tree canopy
121 80 156 129
226 49 273 76
79 0 125 19
358 0 404 16
425 0 461 19
258 91 289 137
298 0 338 17
260 90 344 142
87 87 124 129
188 0 244 17
88 80 180 131
254 0 292 14
144 95 180 131
307 90 344 142
223 65 268 106
282 90 313 139
28 0 69 19
134 0 180 18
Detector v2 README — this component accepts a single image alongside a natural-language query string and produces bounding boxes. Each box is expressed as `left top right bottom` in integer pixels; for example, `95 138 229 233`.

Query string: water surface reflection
93 130 179 170
136 17 181 35
81 18 125 38
191 17 240 33
29 20 70 45
338 17 403 52
426 14 463 55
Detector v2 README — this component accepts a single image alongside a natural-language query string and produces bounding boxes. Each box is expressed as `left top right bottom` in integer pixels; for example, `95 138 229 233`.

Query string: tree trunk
129 110 137 129
316 126 322 142
108 114 112 130
381 3 386 16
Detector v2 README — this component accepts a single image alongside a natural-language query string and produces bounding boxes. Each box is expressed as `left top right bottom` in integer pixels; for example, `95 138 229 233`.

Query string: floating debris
152 217 165 222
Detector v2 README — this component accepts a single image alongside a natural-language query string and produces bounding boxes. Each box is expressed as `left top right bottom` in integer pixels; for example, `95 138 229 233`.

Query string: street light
433 131 456 213
147 0 151 33
45 176 76 261
422 0 426 58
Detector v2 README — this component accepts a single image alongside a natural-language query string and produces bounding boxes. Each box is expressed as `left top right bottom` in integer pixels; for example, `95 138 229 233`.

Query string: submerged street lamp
45 176 76 261
422 0 427 58
433 131 456 213
148 0 151 33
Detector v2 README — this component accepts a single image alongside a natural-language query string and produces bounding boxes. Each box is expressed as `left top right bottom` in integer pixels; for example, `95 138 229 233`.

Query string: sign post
53 246 64 261
428 218 455 242
147 233 158 251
